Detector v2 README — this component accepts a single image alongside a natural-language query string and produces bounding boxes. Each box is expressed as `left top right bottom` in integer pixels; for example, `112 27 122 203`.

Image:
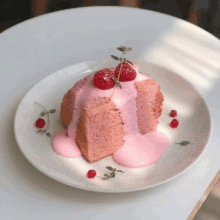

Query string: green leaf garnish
102 167 124 180
109 46 133 98
116 170 124 173
126 47 132 52
117 46 126 52
113 79 122 89
106 166 113 171
110 172 115 178
110 55 120 61
177 141 190 146
49 109 56 113
46 133 51 137
40 111 45 116
125 59 133 65
117 46 132 53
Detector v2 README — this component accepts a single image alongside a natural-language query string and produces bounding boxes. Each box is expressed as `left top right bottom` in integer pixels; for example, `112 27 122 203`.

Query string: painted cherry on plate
170 110 177 117
170 119 179 128
87 169 97 178
35 118 46 128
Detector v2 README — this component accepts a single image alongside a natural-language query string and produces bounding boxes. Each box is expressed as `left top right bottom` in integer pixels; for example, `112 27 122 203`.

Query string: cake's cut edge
135 79 164 135
76 97 125 162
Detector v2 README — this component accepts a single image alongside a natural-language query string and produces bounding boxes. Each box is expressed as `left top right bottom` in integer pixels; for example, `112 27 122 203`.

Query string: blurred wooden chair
141 0 196 20
187 0 220 35
31 0 195 18
31 0 49 17
31 0 121 17
35 0 220 36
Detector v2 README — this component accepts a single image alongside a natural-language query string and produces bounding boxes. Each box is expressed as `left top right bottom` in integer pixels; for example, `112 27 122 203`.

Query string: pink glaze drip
52 67 169 168
52 129 82 158
112 131 169 168
67 68 149 138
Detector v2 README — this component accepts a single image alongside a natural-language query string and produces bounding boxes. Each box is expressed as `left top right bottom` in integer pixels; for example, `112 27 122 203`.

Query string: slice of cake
76 97 124 162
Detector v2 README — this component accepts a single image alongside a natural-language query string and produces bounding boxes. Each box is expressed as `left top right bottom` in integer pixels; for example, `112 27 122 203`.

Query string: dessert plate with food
14 47 211 192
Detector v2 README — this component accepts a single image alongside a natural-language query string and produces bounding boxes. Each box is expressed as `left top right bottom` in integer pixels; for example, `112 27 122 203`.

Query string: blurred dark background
0 0 220 38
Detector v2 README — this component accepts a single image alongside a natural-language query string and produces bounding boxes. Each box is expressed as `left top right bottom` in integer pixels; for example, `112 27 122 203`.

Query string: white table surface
0 6 220 220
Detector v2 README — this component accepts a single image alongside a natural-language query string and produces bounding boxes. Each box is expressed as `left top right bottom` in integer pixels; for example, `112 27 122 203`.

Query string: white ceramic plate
14 59 211 193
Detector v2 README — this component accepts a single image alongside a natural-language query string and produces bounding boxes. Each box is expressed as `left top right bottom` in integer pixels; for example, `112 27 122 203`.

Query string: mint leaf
106 166 113 171
113 79 122 89
117 46 126 52
177 141 190 146
110 172 115 178
126 47 132 52
116 170 124 173
125 59 133 65
111 55 120 61
49 109 56 113
46 133 51 137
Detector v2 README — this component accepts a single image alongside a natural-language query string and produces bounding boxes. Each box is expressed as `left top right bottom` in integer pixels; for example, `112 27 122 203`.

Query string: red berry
170 110 177 117
170 119 179 128
94 69 115 90
35 118 46 128
114 62 137 82
87 169 96 179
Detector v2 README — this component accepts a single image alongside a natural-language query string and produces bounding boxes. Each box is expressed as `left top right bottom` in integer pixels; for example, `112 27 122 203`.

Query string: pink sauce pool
52 129 169 168
51 67 169 168
112 131 169 168
52 129 82 158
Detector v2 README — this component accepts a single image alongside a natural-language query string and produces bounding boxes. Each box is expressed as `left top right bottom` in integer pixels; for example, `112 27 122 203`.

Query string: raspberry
170 119 179 128
94 69 115 90
87 169 96 178
114 62 137 82
170 110 177 117
35 118 46 128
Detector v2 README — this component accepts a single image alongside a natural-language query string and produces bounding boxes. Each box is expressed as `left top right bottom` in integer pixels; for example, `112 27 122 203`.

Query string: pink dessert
52 47 169 168
57 69 164 159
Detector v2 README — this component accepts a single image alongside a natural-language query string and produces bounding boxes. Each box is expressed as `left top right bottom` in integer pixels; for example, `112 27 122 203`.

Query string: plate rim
14 60 213 193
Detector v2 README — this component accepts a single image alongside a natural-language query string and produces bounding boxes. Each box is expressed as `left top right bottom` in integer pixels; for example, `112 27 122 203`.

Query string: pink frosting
52 67 169 168
67 67 149 138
